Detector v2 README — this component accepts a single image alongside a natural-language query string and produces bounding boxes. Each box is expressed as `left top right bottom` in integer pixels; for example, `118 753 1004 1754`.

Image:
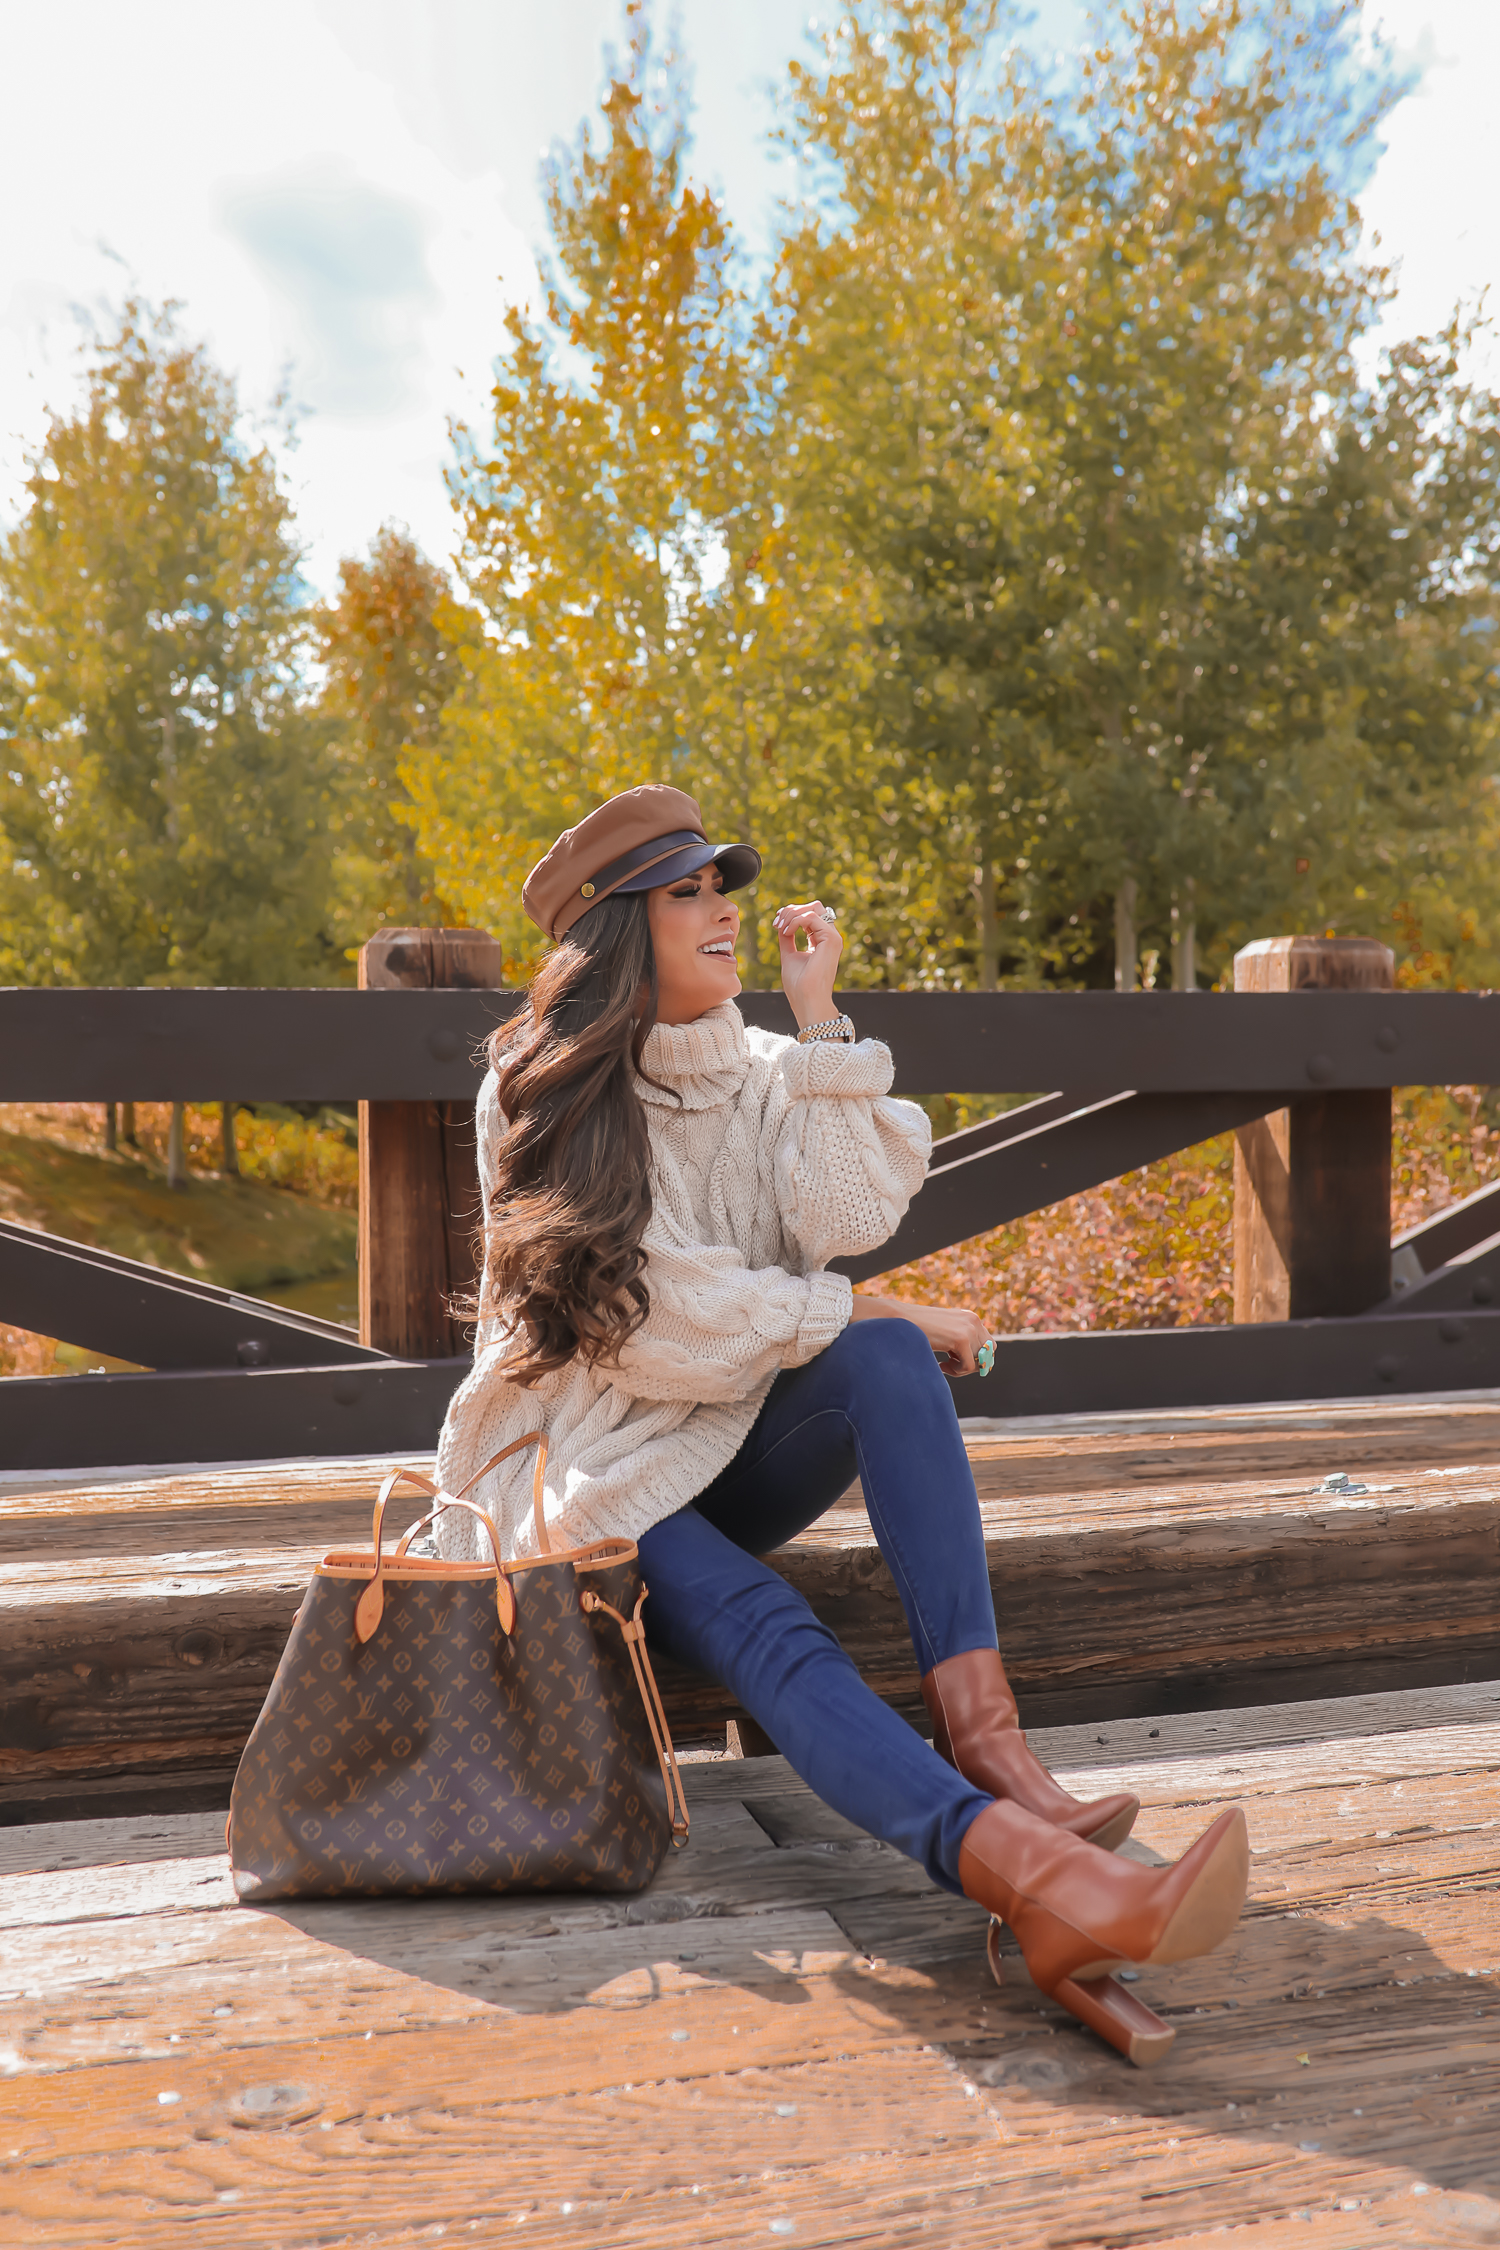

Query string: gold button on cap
580 882 595 897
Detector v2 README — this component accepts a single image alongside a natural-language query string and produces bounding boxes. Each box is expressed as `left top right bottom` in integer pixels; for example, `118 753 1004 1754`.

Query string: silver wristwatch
795 1013 855 1045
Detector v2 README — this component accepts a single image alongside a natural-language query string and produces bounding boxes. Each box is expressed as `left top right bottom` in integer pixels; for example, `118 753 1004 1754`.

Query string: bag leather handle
390 1497 518 1631
357 1464 439 1643
354 1431 548 1643
454 1428 552 1555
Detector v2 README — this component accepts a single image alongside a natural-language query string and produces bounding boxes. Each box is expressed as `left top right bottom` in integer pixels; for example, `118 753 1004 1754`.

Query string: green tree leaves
0 301 338 988
10 8 1491 1006
402 0 1500 996
316 523 469 940
401 20 775 972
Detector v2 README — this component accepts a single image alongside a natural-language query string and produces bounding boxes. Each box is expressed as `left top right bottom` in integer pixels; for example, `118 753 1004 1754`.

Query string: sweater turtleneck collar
638 1001 752 1111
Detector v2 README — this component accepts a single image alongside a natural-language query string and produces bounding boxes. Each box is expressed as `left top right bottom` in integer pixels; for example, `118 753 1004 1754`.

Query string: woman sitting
436 784 1247 2061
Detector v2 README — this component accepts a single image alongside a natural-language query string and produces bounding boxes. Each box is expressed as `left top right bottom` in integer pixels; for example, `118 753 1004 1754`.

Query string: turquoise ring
976 1339 996 1379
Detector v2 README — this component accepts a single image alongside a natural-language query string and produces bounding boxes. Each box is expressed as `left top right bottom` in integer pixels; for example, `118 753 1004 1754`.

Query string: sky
0 0 1493 597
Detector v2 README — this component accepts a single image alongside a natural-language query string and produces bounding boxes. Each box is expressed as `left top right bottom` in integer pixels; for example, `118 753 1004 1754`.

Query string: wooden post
1233 936 1394 1322
359 927 505 1359
166 1100 187 1191
1114 878 1138 992
726 1717 778 1758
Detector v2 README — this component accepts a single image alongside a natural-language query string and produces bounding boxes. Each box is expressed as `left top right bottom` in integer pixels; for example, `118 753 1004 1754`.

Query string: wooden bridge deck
2 1679 1497 2247
5 1392 1500 1822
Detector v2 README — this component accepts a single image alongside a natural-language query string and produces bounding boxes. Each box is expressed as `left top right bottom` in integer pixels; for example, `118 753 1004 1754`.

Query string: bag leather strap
389 1497 521 1632
580 1584 691 1850
355 1463 437 1642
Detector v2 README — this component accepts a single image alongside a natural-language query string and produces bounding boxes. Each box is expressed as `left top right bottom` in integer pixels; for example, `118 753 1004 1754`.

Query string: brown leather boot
959 1797 1249 2066
922 1648 1140 1851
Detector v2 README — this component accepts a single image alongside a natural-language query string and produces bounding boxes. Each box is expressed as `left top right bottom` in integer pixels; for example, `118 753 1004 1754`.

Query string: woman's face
647 865 742 1025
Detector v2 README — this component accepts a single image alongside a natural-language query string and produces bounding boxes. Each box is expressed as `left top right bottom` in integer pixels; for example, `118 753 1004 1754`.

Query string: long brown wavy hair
481 891 666 1385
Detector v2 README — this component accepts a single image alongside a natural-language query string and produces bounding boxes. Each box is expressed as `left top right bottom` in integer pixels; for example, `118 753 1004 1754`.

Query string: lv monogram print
229 1555 672 1903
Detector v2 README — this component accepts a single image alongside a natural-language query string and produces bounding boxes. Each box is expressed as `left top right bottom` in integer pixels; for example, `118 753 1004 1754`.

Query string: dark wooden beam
909 1090 1076 1161
0 1221 380 1370
836 1089 1296 1284
3 986 1499 1100
0 1360 464 1471
1364 1229 1500 1318
1394 1175 1500 1275
4 1309 1498 1472
943 1307 1500 1418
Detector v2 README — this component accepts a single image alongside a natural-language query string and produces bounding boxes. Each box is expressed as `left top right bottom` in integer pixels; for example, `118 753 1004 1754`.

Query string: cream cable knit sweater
434 1001 931 1561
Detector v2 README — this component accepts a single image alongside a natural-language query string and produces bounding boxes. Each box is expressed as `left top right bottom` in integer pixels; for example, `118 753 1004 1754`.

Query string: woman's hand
773 899 843 1030
849 1293 991 1377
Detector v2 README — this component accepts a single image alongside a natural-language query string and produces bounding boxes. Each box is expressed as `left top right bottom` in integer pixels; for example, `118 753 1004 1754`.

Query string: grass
1 1103 357 1377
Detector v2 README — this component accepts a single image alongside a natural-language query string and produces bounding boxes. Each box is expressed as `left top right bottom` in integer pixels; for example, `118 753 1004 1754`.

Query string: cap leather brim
613 840 761 895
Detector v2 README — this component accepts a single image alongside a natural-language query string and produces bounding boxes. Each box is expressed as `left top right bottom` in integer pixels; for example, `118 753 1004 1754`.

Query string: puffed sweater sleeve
602 1220 852 1405
767 1034 932 1271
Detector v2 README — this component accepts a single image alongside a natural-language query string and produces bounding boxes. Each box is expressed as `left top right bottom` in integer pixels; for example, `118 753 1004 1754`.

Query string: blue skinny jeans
638 1317 996 1892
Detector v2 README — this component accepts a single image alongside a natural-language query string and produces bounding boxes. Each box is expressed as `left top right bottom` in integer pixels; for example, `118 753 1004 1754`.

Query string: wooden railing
3 949 1499 1470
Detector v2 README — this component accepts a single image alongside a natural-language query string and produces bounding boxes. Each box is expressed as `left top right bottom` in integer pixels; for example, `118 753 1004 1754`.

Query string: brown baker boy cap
522 784 762 942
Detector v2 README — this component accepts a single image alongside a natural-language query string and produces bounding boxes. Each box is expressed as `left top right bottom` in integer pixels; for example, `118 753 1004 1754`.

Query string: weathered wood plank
958 1391 1500 1488
0 1685 1497 2247
0 1808 228 1876
2 2066 1476 2250
3 1681 1489 1858
1008 1677 1500 1773
759 1486 1500 1733
697 1678 1500 1804
7 1384 1500 1530
7 1384 1500 1546
2 1910 1494 2244
0 1948 959 2101
0 2046 1005 2249
0 1453 398 1549
4 1767 1493 2019
5 1425 1497 1816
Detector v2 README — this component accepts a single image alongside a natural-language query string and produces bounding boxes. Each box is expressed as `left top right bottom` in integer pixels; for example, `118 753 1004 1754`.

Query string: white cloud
220 158 438 422
1359 1 1500 387
312 0 618 200
0 0 533 586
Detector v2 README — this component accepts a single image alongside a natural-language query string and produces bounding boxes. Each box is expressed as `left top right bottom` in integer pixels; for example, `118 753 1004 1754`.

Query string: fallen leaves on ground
862 1089 1500 1332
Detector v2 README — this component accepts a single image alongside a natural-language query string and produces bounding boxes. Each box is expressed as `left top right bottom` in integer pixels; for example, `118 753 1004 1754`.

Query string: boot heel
985 1919 1174 2068
1054 1974 1176 2067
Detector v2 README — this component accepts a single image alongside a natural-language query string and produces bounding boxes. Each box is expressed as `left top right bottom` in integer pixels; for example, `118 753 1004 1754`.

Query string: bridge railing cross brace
1 932 1498 1469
